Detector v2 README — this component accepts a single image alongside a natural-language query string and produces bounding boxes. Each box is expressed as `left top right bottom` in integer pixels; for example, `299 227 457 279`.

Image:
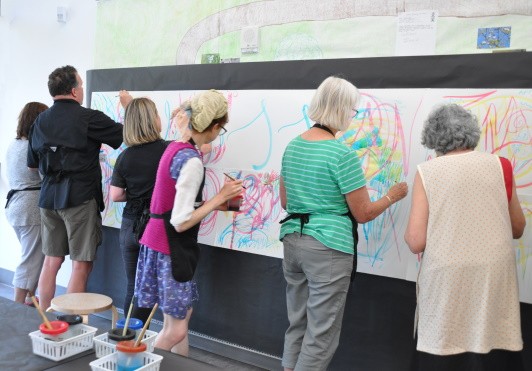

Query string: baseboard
0 267 14 286
136 312 281 369
116 312 281 370
188 330 282 370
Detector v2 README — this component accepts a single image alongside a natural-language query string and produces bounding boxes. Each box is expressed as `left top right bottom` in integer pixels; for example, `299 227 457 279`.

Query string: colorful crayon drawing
91 88 531 302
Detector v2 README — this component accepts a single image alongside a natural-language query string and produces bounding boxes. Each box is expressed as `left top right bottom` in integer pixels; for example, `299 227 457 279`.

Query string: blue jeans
120 217 153 324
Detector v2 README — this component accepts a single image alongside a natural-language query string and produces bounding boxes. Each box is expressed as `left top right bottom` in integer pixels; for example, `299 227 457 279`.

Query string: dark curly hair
48 65 78 97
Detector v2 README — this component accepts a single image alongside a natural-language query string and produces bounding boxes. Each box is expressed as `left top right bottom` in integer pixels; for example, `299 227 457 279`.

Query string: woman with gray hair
279 76 408 371
405 103 526 367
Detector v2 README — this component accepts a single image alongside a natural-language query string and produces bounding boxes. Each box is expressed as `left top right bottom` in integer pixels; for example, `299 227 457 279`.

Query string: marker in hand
223 173 247 189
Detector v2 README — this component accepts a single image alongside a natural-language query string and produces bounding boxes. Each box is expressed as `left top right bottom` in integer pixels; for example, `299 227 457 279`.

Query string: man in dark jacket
28 65 126 310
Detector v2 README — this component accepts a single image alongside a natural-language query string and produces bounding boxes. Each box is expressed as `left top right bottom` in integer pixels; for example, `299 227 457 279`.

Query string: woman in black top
110 97 168 324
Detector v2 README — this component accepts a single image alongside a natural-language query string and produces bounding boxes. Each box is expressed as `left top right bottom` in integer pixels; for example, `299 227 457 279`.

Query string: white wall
0 0 97 287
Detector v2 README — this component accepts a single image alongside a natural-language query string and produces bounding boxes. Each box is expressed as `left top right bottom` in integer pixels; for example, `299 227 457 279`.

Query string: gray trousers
282 233 353 371
12 225 44 291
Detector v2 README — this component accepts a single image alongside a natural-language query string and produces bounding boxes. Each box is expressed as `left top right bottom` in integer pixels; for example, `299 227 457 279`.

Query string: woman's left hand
118 90 133 108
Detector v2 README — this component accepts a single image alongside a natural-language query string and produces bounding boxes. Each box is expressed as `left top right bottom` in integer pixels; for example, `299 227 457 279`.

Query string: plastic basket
29 324 98 361
93 330 158 358
90 351 163 371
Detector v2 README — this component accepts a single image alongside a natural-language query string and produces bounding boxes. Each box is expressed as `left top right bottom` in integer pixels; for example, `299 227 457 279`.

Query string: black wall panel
87 53 532 368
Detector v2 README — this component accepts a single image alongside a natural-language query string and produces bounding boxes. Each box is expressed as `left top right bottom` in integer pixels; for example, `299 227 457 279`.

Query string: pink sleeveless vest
139 141 198 254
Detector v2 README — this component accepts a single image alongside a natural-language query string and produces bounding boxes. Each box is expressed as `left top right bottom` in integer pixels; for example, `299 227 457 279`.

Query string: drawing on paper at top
477 27 511 49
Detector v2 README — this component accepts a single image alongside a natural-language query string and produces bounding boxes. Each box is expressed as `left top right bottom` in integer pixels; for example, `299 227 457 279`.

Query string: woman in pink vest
135 90 243 356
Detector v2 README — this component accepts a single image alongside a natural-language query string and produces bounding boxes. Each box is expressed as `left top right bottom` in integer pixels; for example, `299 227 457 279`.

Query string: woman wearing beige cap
135 90 243 355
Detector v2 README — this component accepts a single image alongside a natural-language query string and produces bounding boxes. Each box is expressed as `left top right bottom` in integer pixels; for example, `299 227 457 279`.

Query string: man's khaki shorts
40 198 102 261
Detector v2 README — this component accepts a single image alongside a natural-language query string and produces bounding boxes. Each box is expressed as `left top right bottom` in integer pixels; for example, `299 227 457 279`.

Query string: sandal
24 296 39 307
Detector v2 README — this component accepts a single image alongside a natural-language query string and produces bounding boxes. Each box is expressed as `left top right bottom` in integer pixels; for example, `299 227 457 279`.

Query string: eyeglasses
219 126 227 136
352 108 359 118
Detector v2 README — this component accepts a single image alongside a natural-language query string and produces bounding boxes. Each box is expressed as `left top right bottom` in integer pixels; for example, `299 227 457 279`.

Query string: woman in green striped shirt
280 76 408 371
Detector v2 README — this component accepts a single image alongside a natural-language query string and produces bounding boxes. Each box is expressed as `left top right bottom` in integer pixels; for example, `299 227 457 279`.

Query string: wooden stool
47 293 118 327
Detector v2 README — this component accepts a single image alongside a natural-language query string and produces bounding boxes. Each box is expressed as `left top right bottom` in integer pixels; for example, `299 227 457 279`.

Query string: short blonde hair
123 98 162 147
308 76 360 131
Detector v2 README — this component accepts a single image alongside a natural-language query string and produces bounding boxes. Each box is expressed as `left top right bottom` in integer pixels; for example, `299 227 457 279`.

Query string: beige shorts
40 198 102 261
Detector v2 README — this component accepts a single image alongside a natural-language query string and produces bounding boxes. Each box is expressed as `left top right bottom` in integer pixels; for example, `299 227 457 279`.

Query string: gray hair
308 76 360 131
421 103 480 154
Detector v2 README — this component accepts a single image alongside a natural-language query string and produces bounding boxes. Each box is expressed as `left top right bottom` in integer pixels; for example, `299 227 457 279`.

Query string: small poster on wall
395 10 438 56
477 26 511 49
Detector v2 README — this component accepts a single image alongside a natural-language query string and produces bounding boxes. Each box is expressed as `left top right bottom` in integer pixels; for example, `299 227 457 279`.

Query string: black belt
5 186 41 208
279 212 354 235
149 211 171 219
280 211 359 283
279 213 310 235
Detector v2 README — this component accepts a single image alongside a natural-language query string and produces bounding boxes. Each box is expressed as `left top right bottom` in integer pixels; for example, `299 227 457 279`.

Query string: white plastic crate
93 330 158 358
90 351 163 371
29 323 98 361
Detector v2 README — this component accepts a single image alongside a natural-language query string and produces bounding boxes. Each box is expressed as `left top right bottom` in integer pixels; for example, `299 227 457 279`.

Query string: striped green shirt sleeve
336 150 366 194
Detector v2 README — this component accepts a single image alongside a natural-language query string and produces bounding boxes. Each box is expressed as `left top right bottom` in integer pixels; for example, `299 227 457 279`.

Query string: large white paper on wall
92 88 532 303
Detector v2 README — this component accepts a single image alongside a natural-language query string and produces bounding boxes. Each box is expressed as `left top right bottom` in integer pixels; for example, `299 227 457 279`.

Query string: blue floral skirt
135 245 199 319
